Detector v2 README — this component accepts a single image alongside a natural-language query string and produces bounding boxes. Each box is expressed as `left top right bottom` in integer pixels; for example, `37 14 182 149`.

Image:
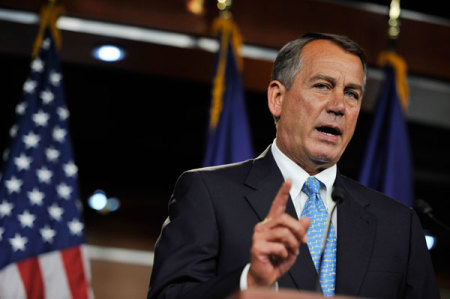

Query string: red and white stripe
0 246 93 299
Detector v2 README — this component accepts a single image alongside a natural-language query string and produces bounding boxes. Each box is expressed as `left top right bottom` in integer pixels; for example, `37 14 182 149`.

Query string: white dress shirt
240 139 338 290
271 139 338 229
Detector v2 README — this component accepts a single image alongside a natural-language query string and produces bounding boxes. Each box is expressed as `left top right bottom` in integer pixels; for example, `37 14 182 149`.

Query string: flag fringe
32 2 65 58
209 17 243 130
377 51 409 111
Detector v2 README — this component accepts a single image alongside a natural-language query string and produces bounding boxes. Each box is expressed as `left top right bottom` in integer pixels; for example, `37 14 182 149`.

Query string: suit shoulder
338 174 412 212
182 159 255 180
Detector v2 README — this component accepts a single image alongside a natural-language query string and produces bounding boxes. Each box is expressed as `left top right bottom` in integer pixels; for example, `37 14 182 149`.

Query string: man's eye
314 83 328 89
345 91 359 100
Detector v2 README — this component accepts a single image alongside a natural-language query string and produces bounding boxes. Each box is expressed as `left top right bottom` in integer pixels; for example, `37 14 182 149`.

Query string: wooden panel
90 260 151 299
0 0 449 81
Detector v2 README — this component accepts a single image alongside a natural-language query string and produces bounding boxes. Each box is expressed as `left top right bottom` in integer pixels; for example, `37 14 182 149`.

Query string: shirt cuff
240 263 279 291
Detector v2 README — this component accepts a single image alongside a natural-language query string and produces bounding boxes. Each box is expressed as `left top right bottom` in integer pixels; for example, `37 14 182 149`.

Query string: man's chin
309 152 338 167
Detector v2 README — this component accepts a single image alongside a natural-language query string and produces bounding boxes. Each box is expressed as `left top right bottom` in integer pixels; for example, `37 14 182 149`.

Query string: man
147 33 439 298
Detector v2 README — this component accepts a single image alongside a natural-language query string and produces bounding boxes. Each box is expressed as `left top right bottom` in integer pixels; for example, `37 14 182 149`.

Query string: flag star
14 153 32 171
42 38 51 49
32 110 50 127
0 200 14 218
16 102 27 115
5 176 22 194
64 162 78 177
53 127 66 142
40 225 56 243
57 183 72 200
10 125 18 137
23 132 40 149
18 210 36 228
48 203 63 221
9 233 28 252
68 219 84 236
40 89 54 104
0 227 4 241
57 107 69 120
23 79 37 94
45 147 60 162
37 167 53 184
28 188 44 206
49 71 62 86
31 58 44 72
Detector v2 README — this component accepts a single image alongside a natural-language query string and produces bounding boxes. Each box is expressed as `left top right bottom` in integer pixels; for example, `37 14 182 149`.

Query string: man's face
269 40 364 174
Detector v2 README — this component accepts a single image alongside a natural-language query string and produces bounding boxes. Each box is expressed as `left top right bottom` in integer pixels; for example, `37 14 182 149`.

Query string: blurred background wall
0 0 449 298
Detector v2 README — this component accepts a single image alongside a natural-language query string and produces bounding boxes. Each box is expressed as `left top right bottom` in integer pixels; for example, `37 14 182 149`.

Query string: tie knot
302 177 321 197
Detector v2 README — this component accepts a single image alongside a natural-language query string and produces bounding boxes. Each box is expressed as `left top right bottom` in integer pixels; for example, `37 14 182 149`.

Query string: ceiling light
88 190 108 210
93 45 125 62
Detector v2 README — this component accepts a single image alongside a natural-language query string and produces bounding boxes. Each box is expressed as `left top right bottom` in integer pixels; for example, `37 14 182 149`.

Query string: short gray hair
272 32 367 91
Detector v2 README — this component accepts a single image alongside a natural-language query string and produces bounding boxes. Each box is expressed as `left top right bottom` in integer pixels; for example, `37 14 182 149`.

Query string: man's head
268 33 366 175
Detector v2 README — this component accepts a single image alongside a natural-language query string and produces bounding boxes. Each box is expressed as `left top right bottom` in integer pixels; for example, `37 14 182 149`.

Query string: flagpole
378 0 409 111
387 0 401 51
217 0 232 17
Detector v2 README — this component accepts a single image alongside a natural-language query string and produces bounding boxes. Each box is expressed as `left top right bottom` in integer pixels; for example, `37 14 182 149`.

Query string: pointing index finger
267 179 292 219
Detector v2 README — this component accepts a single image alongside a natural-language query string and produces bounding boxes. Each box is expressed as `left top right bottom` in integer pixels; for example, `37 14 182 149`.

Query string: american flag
0 28 93 298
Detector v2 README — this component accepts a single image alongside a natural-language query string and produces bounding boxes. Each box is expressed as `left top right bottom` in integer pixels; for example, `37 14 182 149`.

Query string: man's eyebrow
346 83 363 94
310 74 335 85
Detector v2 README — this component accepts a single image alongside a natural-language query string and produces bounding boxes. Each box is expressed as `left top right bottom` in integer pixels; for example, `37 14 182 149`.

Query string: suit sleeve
147 171 244 299
404 209 440 298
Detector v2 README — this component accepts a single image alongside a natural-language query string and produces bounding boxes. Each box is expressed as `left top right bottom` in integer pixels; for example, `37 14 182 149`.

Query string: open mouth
316 126 342 136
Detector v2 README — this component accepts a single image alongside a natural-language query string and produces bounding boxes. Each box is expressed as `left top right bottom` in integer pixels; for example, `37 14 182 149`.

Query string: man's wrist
240 264 278 291
239 264 251 290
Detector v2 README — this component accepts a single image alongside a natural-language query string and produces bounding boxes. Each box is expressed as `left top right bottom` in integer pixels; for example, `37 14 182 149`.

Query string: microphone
414 199 433 217
414 199 450 232
315 187 345 293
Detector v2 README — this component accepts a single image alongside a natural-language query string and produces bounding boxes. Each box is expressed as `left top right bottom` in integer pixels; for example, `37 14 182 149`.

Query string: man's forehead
299 41 364 82
301 39 358 62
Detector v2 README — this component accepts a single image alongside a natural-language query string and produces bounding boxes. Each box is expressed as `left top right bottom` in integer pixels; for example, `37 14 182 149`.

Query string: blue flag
0 26 92 297
202 17 253 167
359 54 413 206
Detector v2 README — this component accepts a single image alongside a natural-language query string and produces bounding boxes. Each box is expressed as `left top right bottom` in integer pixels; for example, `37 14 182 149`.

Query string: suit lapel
244 147 318 291
334 174 377 296
244 147 284 221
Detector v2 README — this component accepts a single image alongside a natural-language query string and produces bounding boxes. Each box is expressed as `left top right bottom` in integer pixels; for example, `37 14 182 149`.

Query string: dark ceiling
354 0 449 20
1 0 450 288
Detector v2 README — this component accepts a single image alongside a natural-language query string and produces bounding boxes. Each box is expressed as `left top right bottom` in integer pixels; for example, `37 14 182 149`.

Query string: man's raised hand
247 179 311 287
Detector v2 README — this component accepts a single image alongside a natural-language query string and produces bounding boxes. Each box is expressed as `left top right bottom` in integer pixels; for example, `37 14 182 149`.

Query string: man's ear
267 80 285 118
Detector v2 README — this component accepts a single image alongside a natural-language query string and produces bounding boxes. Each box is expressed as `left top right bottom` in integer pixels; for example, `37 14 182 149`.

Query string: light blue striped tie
301 177 336 296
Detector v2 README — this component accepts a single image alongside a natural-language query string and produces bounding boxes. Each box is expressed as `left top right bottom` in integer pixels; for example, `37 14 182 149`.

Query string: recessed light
92 45 125 62
88 190 108 211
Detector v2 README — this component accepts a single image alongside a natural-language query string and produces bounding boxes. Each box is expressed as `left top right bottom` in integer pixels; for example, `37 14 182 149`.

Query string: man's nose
326 91 345 116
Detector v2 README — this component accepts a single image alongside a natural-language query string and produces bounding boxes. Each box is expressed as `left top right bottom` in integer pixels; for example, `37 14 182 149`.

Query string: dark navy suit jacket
147 147 439 299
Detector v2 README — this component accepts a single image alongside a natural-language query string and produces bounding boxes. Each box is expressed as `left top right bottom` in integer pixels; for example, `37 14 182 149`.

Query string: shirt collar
271 139 337 198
